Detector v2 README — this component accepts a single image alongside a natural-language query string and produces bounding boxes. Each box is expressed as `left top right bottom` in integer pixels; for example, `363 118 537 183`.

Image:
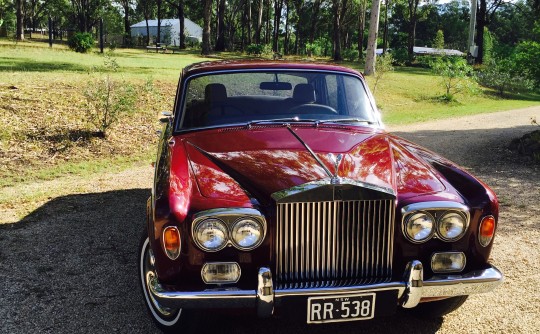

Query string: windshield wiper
246 117 317 128
316 118 377 126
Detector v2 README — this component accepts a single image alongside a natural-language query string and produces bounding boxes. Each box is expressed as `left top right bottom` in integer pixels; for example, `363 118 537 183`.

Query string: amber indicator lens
163 227 181 259
479 216 496 247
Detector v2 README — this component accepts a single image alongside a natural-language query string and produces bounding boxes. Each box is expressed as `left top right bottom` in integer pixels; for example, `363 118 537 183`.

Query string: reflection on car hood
178 125 448 204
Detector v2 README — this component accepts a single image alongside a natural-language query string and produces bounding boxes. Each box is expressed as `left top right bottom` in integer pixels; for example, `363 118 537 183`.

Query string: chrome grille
275 200 395 289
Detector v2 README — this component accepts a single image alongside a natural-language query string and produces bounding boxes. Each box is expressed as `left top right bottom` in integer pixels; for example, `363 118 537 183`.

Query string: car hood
176 125 449 205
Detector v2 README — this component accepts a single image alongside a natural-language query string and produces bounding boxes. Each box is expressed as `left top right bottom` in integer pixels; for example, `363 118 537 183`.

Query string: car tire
408 296 469 318
139 234 196 332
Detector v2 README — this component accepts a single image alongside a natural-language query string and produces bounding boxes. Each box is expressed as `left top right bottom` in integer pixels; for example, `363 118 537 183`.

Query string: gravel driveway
1 107 539 333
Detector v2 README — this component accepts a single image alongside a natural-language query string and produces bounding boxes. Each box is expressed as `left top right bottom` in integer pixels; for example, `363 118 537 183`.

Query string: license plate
307 293 375 324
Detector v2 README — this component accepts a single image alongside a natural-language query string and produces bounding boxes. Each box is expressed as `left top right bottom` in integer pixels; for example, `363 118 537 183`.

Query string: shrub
246 44 265 56
391 48 409 66
82 58 136 137
68 32 95 53
342 48 358 62
430 56 477 102
478 59 535 96
433 30 444 49
513 41 540 88
373 53 394 93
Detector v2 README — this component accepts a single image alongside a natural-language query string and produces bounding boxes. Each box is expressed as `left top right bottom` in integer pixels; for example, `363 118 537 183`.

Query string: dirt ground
1 107 539 333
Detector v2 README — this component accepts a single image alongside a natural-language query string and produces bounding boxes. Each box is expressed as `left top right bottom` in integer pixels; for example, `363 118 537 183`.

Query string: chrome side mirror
159 111 173 123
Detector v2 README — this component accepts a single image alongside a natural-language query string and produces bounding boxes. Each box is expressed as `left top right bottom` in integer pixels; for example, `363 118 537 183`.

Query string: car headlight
438 211 467 241
194 218 228 251
404 211 435 243
231 218 264 250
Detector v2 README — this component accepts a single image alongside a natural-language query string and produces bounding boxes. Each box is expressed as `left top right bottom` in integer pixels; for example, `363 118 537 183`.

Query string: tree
136 0 154 45
365 0 381 75
332 0 342 61
358 0 367 60
201 0 212 55
475 0 504 63
115 0 133 44
215 0 225 51
433 29 444 49
255 0 263 43
16 0 23 40
406 0 421 62
272 0 284 52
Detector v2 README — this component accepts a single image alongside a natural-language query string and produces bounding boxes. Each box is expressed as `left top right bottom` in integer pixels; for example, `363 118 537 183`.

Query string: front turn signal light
479 216 496 247
163 226 181 260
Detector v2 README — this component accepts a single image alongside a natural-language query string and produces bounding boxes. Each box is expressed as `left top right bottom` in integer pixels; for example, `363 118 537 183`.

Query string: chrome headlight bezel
401 201 470 244
230 217 265 250
437 210 468 242
403 211 435 243
193 218 229 252
191 208 267 252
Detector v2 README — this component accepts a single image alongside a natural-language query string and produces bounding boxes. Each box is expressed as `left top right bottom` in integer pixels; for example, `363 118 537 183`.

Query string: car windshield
177 70 377 130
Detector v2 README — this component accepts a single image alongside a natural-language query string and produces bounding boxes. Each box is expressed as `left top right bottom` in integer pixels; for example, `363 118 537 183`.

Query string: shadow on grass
481 89 540 102
0 57 89 72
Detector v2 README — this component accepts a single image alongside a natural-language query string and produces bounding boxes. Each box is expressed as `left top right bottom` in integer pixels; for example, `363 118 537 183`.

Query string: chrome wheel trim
140 237 182 326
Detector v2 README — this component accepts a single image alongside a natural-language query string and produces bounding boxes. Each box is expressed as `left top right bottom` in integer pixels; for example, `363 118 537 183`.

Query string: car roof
182 60 363 77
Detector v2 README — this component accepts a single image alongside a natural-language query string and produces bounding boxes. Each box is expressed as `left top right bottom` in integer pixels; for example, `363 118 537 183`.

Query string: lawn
1 38 540 191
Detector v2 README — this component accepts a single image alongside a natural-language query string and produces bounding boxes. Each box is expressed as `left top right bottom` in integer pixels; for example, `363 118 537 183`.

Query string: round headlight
438 211 467 241
194 218 228 251
231 218 264 250
404 211 435 243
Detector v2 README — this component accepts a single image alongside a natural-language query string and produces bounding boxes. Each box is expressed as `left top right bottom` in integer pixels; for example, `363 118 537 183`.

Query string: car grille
275 199 395 289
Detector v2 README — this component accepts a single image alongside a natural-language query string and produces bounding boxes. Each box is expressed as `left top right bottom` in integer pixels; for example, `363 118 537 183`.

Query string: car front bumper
148 260 503 318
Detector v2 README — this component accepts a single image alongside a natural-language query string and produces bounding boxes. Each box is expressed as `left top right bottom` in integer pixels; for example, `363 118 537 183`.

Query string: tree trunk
16 0 24 40
358 0 366 61
123 4 130 45
407 0 419 63
332 0 342 61
215 0 226 51
476 0 487 64
256 0 263 44
157 0 162 46
265 0 271 44
294 0 304 55
202 0 213 55
179 0 185 48
309 0 321 44
145 18 150 45
382 0 389 53
273 0 283 53
284 1 290 54
246 0 252 45
364 0 381 75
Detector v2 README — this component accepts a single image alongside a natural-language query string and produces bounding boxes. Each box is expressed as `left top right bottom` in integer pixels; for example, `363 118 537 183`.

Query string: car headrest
292 83 316 103
205 83 227 103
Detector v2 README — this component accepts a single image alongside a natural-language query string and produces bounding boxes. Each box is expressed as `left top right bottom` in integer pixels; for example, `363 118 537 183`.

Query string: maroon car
139 60 502 330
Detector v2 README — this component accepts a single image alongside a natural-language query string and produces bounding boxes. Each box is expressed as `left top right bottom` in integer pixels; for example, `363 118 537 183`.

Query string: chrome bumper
149 261 503 317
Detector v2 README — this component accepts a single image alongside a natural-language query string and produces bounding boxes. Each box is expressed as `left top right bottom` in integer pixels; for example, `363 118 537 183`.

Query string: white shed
130 18 202 46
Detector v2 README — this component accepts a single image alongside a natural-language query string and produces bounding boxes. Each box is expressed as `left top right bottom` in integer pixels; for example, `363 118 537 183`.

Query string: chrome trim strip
271 178 396 201
401 201 469 214
148 263 503 312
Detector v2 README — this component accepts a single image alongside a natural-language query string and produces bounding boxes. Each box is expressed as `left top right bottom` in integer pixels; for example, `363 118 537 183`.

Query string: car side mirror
160 111 173 123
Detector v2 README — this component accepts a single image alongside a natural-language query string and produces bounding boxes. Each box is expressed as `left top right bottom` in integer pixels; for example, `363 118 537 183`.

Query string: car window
178 70 376 130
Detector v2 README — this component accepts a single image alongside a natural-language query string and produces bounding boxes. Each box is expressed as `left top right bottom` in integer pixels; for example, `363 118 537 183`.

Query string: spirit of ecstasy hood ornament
328 153 343 184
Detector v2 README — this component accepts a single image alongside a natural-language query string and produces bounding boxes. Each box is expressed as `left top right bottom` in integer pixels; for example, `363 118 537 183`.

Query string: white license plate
307 293 376 324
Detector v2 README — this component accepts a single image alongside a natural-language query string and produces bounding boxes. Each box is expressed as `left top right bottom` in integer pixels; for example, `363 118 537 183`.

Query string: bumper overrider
148 260 503 318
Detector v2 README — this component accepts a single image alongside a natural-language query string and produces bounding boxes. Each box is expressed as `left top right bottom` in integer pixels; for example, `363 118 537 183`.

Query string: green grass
343 62 540 125
1 38 540 190
0 39 211 82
